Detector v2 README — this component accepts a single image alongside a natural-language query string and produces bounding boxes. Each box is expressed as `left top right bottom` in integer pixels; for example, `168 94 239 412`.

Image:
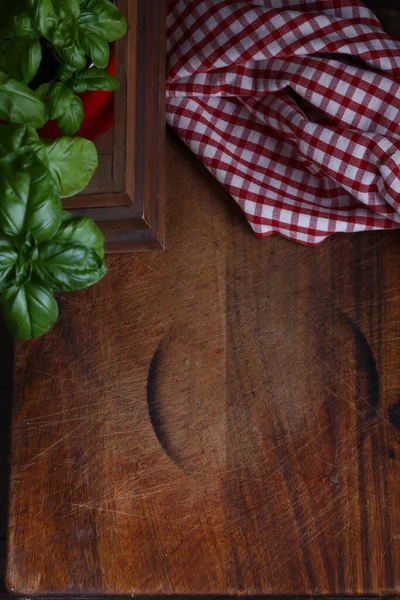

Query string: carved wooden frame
63 0 166 253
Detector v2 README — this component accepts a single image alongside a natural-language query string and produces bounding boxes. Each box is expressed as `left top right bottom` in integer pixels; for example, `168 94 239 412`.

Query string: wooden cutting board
6 130 400 597
5 6 400 599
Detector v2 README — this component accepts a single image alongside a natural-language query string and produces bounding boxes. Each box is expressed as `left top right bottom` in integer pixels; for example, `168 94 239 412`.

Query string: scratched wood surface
6 128 400 596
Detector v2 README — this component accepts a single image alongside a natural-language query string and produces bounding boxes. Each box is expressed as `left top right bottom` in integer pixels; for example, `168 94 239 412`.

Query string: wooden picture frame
63 0 166 253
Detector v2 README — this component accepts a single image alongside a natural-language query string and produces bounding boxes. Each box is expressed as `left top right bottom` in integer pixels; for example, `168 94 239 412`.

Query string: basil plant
0 124 107 340
0 0 128 340
0 0 127 134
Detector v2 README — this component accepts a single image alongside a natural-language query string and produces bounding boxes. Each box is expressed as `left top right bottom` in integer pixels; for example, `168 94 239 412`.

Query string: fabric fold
166 0 400 244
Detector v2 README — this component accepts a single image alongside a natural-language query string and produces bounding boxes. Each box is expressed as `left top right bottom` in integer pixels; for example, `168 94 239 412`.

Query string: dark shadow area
0 319 13 597
362 0 399 7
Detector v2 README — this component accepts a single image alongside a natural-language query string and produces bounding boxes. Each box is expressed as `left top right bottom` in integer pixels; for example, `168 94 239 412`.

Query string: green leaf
46 14 77 48
34 241 107 292
0 124 43 157
0 233 40 293
11 13 37 37
0 70 47 129
70 67 118 93
0 153 62 243
46 82 74 120
26 0 58 36
11 232 39 287
18 232 39 265
25 0 79 35
80 32 109 68
85 0 127 42
35 82 50 100
55 211 104 259
4 36 42 84
0 240 18 292
56 93 83 135
0 124 48 166
0 124 48 175
57 62 76 82
59 42 86 69
57 0 80 18
78 10 99 29
1 279 58 340
43 136 98 197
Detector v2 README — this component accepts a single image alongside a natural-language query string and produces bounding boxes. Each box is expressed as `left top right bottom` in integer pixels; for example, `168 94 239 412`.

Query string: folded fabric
166 0 400 244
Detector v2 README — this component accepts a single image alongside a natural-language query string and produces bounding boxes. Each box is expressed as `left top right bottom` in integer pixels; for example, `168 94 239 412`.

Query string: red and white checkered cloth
166 0 400 244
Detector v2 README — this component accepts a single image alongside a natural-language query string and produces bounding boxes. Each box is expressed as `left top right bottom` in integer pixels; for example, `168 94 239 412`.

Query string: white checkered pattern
166 0 400 244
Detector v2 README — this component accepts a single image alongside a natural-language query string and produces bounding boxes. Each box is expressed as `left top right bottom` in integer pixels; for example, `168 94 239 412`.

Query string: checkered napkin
166 0 400 244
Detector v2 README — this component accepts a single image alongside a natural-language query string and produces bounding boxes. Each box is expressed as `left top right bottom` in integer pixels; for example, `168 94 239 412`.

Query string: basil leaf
78 10 99 28
35 82 50 100
26 0 79 36
57 62 76 82
4 36 42 84
85 0 127 42
70 68 118 93
0 124 43 157
57 0 80 18
11 13 37 37
59 42 86 70
43 136 97 197
1 279 58 340
18 231 39 265
26 0 58 36
12 259 32 288
55 211 104 259
56 93 83 135
80 32 109 68
0 240 18 292
10 233 39 287
0 124 48 168
46 81 74 120
1 233 39 291
46 14 77 48
0 153 62 243
34 241 107 292
0 71 47 129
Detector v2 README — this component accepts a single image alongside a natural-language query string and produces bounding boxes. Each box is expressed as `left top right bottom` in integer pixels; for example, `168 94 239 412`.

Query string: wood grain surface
6 131 400 597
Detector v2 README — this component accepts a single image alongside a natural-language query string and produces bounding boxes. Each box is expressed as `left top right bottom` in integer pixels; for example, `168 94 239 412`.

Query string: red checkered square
166 0 400 244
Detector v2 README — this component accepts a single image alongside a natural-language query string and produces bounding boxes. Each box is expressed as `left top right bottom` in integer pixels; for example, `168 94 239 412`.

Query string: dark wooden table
5 130 400 597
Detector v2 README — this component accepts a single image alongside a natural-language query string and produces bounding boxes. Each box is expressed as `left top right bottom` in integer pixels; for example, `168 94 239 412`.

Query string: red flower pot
37 44 116 141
